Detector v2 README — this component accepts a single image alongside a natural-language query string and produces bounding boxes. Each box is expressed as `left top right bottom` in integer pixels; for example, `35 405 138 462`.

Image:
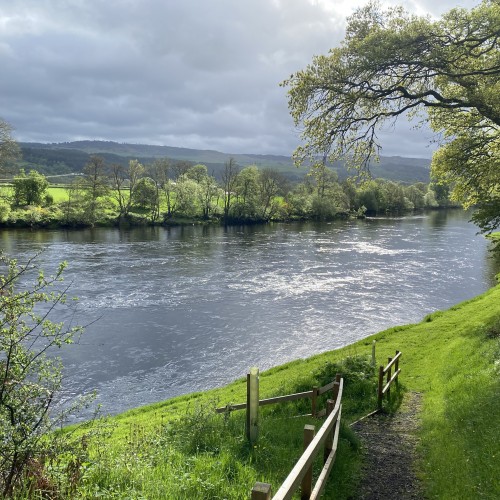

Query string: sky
0 0 481 158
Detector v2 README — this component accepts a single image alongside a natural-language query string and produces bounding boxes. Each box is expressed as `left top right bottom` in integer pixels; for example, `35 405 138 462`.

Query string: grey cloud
0 0 480 157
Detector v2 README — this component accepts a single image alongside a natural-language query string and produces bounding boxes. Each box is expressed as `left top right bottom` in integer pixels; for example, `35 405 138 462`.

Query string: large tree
283 0 500 233
0 120 20 175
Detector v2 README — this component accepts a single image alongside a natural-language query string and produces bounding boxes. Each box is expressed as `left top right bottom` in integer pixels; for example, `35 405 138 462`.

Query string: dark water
1 210 498 418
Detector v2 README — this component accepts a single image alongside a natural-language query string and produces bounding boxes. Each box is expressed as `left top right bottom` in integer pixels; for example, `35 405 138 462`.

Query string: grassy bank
26 285 500 499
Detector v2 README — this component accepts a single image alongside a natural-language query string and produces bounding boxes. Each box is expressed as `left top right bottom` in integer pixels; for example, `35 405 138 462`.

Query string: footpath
351 392 424 499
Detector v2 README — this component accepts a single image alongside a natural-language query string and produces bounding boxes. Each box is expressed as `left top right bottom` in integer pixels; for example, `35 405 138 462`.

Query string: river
1 209 498 419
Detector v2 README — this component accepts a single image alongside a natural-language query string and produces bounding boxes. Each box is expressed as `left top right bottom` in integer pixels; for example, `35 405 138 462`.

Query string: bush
0 254 95 496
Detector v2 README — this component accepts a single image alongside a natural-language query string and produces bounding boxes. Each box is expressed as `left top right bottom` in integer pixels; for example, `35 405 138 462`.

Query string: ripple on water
2 215 497 420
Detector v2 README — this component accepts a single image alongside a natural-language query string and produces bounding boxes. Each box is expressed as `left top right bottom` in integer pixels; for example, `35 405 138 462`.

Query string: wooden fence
378 350 402 408
251 378 344 500
215 374 342 419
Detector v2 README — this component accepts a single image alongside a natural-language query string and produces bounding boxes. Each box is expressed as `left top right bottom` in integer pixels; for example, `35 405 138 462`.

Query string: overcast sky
0 0 480 158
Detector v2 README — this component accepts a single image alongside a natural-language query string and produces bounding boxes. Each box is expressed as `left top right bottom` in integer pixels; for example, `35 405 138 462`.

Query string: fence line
251 378 344 500
378 350 402 407
215 374 341 419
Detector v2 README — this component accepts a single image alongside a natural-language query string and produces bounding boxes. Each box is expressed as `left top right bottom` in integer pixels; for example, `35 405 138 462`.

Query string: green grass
23 285 500 499
47 186 70 203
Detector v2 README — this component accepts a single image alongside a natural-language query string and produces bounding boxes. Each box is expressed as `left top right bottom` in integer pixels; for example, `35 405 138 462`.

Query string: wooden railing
377 350 401 408
251 378 344 500
215 374 341 419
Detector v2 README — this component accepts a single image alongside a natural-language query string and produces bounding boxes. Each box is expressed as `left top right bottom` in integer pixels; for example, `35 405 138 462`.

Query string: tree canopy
0 120 20 175
283 0 500 233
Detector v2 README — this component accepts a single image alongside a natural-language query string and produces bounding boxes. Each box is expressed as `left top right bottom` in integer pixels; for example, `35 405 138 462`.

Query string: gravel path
351 392 424 499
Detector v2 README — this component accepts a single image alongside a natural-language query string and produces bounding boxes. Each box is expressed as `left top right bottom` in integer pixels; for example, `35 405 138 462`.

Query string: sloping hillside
18 140 431 183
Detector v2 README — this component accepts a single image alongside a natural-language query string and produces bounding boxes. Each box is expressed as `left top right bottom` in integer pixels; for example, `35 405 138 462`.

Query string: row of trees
1 155 455 227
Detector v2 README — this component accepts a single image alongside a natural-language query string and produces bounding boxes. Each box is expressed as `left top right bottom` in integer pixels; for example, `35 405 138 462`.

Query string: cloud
0 0 481 157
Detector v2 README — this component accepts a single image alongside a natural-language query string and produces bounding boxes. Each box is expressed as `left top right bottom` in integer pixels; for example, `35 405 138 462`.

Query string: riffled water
1 210 498 418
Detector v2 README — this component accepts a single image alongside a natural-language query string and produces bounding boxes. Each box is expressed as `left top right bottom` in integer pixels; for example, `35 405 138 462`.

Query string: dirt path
351 392 424 499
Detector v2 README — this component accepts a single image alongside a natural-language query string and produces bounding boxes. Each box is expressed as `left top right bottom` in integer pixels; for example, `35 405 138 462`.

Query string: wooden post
386 357 392 400
332 373 341 403
246 373 251 440
247 367 260 444
324 399 335 463
311 386 319 418
252 482 272 500
378 365 384 408
395 350 400 387
301 425 315 499
371 340 376 367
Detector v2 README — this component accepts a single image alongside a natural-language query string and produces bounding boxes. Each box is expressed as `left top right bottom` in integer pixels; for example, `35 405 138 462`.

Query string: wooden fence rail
215 374 341 419
378 350 402 408
251 378 344 500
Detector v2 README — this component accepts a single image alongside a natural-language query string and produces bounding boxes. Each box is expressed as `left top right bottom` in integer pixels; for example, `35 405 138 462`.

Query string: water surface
1 210 497 418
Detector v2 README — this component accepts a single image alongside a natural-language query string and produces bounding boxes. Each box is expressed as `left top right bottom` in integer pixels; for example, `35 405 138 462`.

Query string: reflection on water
1 210 498 419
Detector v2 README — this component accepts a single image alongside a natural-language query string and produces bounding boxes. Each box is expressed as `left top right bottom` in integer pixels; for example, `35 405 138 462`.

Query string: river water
1 210 498 418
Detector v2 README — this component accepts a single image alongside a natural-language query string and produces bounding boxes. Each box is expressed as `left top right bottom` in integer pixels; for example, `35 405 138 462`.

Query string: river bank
54 281 500 499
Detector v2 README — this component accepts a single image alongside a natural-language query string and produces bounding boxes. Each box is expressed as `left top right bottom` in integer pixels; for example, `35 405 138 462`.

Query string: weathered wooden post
371 340 376 367
333 373 341 402
386 357 392 400
324 399 335 463
395 350 400 387
311 385 319 418
302 424 316 498
378 365 384 408
251 482 272 500
246 367 260 444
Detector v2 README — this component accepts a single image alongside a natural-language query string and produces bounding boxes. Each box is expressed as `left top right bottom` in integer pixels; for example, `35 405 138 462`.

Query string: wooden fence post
324 399 335 463
251 482 272 500
302 425 316 499
333 373 341 403
311 386 319 418
246 373 251 440
386 357 392 400
378 365 384 408
246 367 259 444
395 350 400 387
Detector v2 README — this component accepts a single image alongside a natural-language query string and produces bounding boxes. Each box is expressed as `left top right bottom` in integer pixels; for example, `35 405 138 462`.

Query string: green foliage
0 120 20 174
283 0 500 233
12 169 49 206
0 254 96 497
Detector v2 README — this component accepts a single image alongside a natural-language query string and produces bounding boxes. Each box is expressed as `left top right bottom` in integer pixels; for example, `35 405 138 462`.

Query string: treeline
0 156 456 228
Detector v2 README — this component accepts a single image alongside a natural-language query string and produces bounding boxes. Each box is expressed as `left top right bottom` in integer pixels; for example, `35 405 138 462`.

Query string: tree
0 254 93 496
132 177 160 221
148 159 170 221
82 155 109 225
174 175 200 217
0 120 20 175
109 160 145 218
257 168 286 220
234 166 260 219
12 169 49 206
221 158 240 222
283 0 500 233
83 156 108 202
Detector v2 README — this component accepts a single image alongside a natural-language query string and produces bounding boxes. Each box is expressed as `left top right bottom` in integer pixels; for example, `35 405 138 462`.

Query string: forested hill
18 140 431 183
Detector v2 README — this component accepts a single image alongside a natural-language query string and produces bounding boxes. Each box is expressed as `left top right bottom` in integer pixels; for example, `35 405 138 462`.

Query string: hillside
18 140 431 183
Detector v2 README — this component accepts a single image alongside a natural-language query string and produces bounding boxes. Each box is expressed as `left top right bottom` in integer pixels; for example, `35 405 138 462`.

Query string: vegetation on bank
0 157 457 229
6 279 498 499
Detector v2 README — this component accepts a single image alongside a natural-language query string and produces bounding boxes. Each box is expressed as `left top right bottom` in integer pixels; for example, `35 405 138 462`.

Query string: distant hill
18 140 431 183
